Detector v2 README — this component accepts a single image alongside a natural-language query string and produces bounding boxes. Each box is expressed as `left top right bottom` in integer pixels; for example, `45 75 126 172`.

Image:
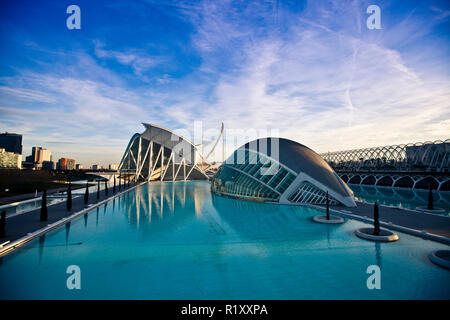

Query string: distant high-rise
0 133 22 154
31 147 51 163
58 158 75 170
109 164 117 170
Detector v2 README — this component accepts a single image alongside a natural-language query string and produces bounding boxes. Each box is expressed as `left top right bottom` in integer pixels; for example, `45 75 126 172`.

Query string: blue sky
0 0 449 167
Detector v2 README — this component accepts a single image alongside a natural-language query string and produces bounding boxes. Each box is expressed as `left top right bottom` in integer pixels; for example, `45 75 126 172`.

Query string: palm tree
41 189 48 221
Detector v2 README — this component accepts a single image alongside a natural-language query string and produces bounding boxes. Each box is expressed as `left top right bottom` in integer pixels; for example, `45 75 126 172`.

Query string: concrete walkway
0 185 86 204
0 183 136 245
327 201 450 239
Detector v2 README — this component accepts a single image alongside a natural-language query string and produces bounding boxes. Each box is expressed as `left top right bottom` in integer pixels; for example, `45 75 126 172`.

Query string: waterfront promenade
326 201 450 239
0 183 137 250
0 185 86 205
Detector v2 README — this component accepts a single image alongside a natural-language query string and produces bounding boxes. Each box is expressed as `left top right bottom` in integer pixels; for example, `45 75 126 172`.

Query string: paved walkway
0 184 136 245
327 201 450 239
0 185 86 204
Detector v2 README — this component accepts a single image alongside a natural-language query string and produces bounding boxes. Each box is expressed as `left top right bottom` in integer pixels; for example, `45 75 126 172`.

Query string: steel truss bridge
320 139 450 191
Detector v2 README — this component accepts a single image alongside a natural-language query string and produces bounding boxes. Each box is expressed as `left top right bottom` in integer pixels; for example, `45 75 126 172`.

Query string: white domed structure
211 137 356 207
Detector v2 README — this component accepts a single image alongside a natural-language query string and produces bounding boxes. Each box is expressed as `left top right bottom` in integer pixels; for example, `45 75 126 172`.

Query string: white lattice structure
119 123 211 182
321 139 449 172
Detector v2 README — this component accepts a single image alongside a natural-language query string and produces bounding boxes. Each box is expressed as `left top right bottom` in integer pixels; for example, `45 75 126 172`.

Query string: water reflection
211 194 321 241
65 222 71 246
351 185 450 215
118 182 210 234
375 242 382 268
84 212 88 228
38 234 45 264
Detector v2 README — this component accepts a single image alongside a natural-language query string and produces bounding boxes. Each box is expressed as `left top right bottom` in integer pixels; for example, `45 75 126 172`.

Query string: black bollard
113 175 116 193
373 202 380 236
105 180 109 196
66 182 72 211
41 189 48 221
0 210 6 237
326 191 330 220
84 182 89 205
427 185 434 210
97 180 100 200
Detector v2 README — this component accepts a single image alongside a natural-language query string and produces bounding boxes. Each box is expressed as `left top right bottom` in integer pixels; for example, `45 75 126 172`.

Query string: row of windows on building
212 149 297 202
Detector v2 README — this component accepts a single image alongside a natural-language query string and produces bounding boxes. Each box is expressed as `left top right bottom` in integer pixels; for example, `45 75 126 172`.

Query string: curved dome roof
238 137 353 199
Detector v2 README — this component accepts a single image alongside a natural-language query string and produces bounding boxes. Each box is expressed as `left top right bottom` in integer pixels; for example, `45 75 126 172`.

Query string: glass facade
211 137 356 207
287 182 339 205
212 148 297 202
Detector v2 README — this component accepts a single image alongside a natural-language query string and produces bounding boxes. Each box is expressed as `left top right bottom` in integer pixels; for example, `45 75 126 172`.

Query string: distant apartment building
0 132 23 154
109 164 117 170
92 164 102 171
31 147 52 163
58 158 76 170
0 148 22 169
75 164 83 170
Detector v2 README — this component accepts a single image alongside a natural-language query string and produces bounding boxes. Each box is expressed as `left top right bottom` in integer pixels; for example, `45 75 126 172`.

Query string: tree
373 202 380 236
66 183 72 211
41 190 48 221
84 182 89 205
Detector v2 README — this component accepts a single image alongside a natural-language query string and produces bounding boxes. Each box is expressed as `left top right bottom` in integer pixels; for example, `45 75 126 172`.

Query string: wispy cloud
0 0 449 165
94 40 162 76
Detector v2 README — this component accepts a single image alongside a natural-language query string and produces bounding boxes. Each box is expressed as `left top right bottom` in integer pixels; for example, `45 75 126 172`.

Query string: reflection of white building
119 123 209 181
0 148 22 169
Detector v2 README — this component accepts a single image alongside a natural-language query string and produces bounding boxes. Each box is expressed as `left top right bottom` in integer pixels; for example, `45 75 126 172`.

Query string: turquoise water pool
0 181 448 299
350 185 450 215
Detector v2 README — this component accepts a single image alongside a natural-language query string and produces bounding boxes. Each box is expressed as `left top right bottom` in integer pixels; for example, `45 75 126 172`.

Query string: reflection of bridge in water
321 139 450 191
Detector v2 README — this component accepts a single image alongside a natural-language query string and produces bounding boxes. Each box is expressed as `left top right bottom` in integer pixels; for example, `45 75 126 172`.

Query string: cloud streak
0 0 449 166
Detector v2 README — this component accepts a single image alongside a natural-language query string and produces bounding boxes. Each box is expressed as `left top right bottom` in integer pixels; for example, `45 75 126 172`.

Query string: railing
321 139 450 172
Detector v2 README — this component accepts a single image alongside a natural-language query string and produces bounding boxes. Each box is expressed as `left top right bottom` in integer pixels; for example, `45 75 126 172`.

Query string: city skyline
0 0 449 167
